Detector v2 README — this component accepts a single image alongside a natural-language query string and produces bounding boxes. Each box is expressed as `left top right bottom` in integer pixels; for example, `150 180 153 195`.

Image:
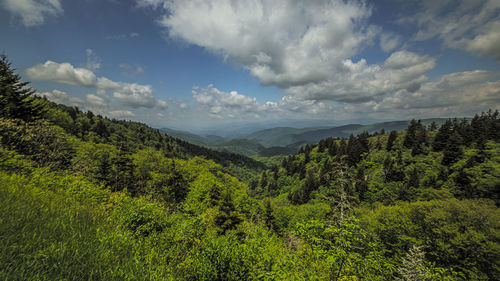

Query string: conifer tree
433 120 452 151
0 54 44 121
442 131 463 166
403 120 418 149
328 140 338 156
386 131 398 151
263 198 278 232
214 192 242 234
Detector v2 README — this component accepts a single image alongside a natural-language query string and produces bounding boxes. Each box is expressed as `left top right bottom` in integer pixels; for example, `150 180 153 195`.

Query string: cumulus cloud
26 61 97 87
139 0 400 99
190 85 333 120
362 70 500 117
192 85 272 119
184 72 499 125
112 83 167 109
406 0 500 60
1 0 63 26
85 93 108 108
37 89 84 107
136 0 444 103
286 50 435 102
26 61 167 109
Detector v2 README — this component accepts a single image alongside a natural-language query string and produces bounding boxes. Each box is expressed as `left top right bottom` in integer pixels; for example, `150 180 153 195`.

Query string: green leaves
0 54 45 121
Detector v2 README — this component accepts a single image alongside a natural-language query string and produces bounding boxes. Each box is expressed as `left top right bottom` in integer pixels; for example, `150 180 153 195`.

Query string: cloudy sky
1 0 499 131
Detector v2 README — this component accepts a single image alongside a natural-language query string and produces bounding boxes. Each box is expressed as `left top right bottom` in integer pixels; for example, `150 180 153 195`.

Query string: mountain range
160 118 454 157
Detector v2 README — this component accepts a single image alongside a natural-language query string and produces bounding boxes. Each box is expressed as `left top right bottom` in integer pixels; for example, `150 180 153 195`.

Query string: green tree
387 131 398 151
433 120 452 152
397 245 427 281
442 131 463 166
214 192 242 234
0 54 44 121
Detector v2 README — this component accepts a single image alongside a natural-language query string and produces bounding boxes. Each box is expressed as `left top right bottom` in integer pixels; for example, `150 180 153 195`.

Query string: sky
1 0 499 132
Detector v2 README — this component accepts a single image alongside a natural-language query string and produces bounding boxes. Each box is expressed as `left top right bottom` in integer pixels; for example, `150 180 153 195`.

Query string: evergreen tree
404 120 427 155
442 131 463 166
0 54 44 121
338 139 347 156
386 131 398 151
263 198 278 232
214 192 242 234
328 140 338 156
260 171 268 189
411 123 427 156
403 120 418 149
355 167 368 201
428 121 437 131
433 120 452 151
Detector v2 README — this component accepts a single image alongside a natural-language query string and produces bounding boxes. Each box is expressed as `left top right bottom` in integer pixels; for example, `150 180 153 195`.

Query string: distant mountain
213 139 266 157
159 128 225 146
160 118 455 157
243 118 451 148
244 126 328 147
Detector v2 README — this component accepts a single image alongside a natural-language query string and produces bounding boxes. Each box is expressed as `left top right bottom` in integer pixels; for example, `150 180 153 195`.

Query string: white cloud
2 0 63 26
380 32 401 52
112 83 167 109
137 0 443 103
285 50 435 102
26 61 167 109
85 49 101 71
37 89 84 107
182 71 499 125
190 85 332 120
26 61 97 87
85 93 108 108
108 110 136 118
138 0 388 97
363 70 500 117
406 0 500 60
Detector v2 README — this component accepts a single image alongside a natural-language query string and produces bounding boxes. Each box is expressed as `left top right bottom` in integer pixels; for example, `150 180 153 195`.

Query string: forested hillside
1 54 499 280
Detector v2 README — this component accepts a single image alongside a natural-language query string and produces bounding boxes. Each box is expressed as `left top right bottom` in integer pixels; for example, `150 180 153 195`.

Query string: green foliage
0 118 75 169
360 199 500 280
0 54 44 121
0 57 498 281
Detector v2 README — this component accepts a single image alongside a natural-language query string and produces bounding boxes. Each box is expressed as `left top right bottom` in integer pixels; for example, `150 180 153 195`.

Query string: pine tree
403 120 418 149
328 140 338 156
0 54 44 121
355 167 368 201
263 198 278 232
214 192 242 234
386 131 398 151
442 131 463 166
433 120 452 151
428 121 437 131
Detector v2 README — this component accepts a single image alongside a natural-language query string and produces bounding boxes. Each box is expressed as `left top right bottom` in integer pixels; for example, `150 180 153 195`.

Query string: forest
1 53 499 280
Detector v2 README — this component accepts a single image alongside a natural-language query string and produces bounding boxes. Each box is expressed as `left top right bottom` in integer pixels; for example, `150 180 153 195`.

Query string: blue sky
1 0 499 131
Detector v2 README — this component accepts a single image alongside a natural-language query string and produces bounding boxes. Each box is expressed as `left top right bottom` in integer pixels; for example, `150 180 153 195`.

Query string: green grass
0 172 173 280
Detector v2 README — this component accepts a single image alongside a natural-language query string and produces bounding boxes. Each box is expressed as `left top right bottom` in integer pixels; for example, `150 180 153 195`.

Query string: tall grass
0 171 174 280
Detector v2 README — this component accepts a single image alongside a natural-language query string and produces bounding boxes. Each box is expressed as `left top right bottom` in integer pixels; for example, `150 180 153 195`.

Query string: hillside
1 55 499 281
160 119 453 157
245 119 452 148
159 127 225 146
